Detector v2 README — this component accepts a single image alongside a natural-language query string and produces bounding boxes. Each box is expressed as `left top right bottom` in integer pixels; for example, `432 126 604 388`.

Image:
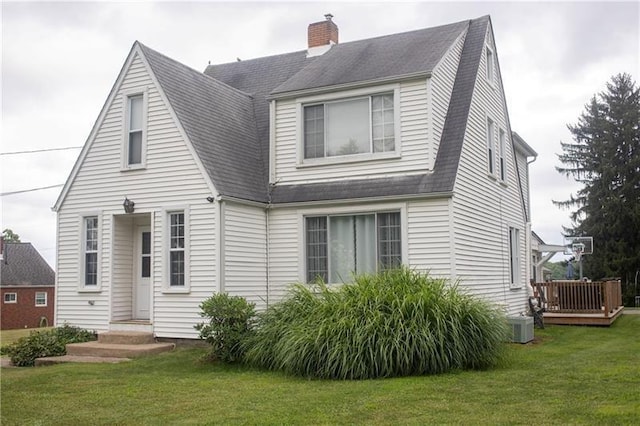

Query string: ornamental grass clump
244 267 509 379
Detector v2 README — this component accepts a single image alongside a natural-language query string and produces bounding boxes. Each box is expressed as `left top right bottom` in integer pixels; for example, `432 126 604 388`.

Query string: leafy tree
554 73 640 304
1 229 21 243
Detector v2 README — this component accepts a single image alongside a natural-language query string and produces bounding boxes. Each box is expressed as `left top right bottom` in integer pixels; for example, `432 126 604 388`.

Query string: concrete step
98 331 156 345
66 341 175 358
35 355 132 366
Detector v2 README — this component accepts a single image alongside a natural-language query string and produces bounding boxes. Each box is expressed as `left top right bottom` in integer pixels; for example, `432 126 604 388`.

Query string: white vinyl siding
450 25 528 314
4 293 17 303
55 51 216 338
223 203 268 310
406 198 454 278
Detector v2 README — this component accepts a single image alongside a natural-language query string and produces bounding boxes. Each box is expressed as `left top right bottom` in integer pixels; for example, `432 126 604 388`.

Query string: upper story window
486 47 494 84
122 90 147 169
4 293 17 303
486 118 495 175
128 95 143 165
303 93 396 160
499 129 506 181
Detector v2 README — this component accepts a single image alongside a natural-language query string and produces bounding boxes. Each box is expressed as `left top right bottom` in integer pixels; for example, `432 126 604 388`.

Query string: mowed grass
0 327 53 347
2 316 639 425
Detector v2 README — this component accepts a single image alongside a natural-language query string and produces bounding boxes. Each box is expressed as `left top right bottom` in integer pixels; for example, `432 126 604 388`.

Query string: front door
134 226 151 320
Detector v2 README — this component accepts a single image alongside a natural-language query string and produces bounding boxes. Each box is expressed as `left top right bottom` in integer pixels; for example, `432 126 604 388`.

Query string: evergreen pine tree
555 73 640 304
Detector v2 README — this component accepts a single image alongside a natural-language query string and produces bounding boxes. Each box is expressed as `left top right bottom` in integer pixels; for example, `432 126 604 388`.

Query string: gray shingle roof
1 243 55 287
203 50 312 198
139 16 489 204
272 19 469 96
139 43 268 202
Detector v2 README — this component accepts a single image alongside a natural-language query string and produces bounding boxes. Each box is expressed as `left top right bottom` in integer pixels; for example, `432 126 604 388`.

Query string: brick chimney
308 13 338 48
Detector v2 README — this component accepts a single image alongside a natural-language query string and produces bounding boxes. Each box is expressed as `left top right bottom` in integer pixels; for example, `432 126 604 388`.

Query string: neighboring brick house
1 241 55 329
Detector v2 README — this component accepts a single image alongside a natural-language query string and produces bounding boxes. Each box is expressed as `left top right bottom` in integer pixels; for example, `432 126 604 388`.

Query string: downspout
526 154 537 298
215 195 225 293
265 204 270 308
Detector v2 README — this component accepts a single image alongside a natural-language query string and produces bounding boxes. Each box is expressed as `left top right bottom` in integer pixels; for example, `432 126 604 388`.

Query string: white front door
134 226 151 320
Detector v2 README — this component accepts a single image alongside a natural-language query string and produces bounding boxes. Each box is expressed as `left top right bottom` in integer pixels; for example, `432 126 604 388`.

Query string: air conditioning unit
507 316 534 344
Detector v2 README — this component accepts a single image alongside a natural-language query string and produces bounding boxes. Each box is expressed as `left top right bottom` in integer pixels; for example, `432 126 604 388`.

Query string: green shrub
195 293 256 363
244 267 509 379
5 325 96 367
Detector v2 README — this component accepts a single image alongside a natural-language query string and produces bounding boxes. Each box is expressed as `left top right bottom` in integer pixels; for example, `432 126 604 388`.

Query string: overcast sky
1 1 639 268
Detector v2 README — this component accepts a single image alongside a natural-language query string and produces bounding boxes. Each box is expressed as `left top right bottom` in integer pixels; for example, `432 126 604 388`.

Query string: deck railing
533 280 623 317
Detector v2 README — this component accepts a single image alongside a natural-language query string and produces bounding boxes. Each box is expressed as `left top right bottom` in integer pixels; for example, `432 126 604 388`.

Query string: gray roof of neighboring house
1 243 55 287
139 16 490 204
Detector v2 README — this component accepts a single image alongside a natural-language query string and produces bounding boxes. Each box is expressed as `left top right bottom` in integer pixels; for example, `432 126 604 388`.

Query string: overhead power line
0 146 83 156
0 184 64 197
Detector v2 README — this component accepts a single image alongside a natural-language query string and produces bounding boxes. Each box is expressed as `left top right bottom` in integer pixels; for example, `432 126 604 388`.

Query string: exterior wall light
123 197 135 213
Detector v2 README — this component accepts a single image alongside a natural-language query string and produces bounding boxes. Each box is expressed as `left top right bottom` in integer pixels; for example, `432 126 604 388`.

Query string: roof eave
268 71 432 100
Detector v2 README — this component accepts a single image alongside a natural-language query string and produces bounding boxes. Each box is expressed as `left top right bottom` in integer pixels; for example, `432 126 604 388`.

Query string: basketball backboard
563 236 593 256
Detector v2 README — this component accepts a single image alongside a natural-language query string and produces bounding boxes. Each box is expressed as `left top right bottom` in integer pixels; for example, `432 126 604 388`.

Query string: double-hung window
499 129 506 181
35 292 47 307
487 118 495 175
303 93 396 159
305 212 402 283
84 216 99 286
127 95 143 165
509 227 521 288
486 47 494 84
169 212 185 287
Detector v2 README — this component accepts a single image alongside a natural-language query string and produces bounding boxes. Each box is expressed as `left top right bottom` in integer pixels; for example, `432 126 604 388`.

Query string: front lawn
2 316 639 425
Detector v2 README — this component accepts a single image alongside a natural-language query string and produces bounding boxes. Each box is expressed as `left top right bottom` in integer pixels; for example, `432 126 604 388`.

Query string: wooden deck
532 280 624 326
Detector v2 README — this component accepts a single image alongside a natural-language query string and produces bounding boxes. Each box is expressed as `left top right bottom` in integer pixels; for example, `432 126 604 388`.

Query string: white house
53 15 537 338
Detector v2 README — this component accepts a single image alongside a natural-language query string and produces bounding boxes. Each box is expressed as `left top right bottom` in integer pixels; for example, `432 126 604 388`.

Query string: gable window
169 212 185 287
303 93 395 160
127 95 143 165
35 292 47 307
487 118 495 175
499 129 506 181
509 227 521 288
4 293 17 304
83 216 99 286
486 47 494 84
305 212 401 283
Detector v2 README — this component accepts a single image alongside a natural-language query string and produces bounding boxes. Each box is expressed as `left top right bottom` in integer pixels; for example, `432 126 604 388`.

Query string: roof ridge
136 41 254 99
